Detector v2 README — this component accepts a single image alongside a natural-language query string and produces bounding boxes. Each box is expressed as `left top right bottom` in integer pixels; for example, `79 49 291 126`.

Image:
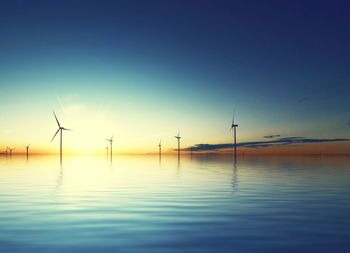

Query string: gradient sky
0 0 349 154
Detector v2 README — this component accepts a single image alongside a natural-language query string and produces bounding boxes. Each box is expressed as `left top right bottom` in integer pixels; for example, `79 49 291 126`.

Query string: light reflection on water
0 155 350 253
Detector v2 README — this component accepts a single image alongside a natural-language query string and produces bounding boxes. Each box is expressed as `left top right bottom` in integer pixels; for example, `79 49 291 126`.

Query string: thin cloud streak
184 137 350 151
297 97 309 103
296 73 349 104
264 135 281 139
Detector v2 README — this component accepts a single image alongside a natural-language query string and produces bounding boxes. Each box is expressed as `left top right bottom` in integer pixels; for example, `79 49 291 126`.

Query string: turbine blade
231 107 237 126
62 128 72 131
51 128 60 142
53 112 61 127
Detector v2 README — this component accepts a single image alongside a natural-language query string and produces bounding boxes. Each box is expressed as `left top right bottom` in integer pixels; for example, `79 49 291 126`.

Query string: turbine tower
25 144 30 159
174 131 181 159
51 112 72 163
230 113 238 159
158 140 162 160
106 136 113 161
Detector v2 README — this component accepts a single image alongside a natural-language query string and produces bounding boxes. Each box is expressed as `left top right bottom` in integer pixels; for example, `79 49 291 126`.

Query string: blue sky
0 0 349 154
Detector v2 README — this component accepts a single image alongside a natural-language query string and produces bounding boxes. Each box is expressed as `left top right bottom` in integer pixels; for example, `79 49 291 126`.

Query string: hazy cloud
184 137 350 151
65 104 85 114
297 97 309 103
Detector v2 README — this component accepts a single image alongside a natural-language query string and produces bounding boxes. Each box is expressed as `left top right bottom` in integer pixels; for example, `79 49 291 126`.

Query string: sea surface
0 154 349 253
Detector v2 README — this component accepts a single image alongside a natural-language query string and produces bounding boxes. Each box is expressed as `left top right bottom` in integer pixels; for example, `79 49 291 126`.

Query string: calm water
0 155 349 253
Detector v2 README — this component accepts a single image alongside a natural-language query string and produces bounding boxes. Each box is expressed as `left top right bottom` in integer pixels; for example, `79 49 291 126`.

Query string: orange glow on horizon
1 141 349 156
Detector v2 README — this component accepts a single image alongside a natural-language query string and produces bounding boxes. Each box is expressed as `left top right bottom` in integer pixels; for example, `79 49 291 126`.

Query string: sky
0 0 349 154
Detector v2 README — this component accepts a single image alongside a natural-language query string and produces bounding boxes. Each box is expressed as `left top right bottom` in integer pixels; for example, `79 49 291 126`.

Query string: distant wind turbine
174 131 181 159
158 140 162 160
106 136 113 161
25 144 30 159
7 146 15 156
51 112 72 163
230 113 239 159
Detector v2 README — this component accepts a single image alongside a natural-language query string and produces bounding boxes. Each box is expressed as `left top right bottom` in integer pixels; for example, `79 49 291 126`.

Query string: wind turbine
158 140 162 160
174 131 181 159
106 136 113 161
230 113 238 159
7 147 15 157
51 112 72 163
25 144 30 159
